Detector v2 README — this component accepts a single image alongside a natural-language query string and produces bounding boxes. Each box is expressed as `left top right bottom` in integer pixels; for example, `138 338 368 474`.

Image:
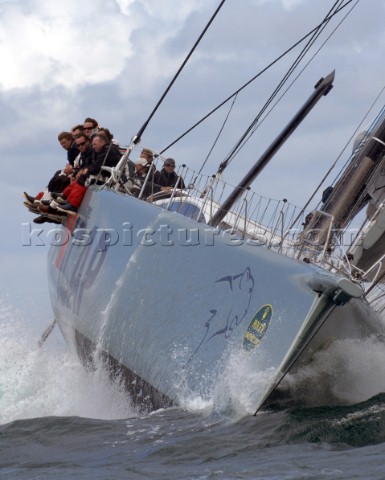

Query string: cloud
0 0 210 92
0 0 135 90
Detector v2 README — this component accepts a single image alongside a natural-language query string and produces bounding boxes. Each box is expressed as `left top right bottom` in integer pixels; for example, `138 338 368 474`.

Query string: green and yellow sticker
243 304 272 351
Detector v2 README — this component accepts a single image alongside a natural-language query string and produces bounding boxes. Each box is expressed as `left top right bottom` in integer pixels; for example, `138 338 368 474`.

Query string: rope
133 0 227 144
160 0 356 155
249 0 359 139
196 93 238 177
218 0 352 172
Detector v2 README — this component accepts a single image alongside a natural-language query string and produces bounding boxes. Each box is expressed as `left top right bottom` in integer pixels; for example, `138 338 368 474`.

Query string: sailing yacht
43 3 385 413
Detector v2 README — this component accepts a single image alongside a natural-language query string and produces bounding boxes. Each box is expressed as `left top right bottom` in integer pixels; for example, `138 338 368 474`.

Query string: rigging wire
196 93 238 177
223 0 358 168
217 0 347 173
132 0 227 145
160 0 356 155
248 0 357 137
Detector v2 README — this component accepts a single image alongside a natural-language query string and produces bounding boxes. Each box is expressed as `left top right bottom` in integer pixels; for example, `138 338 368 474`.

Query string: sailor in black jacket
86 133 122 183
154 158 185 191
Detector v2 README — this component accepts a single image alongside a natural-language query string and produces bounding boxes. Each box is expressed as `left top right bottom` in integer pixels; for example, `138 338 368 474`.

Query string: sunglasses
76 141 87 147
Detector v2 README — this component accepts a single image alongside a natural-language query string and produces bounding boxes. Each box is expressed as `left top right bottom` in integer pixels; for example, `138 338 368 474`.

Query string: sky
1 0 385 324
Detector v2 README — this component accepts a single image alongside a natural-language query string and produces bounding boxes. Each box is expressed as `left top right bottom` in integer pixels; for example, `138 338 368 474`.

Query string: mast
302 108 385 252
321 114 385 229
208 71 335 227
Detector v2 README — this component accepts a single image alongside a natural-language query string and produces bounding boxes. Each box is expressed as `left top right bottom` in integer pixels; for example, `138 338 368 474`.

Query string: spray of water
0 298 136 425
170 341 277 418
279 336 385 407
177 334 385 418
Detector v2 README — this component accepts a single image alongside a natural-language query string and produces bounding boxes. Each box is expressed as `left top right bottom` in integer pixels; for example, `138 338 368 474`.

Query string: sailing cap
164 158 175 166
136 158 149 167
141 148 153 156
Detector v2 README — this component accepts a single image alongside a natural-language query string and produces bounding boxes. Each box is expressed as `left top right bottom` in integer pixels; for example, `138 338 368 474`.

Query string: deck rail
106 145 385 315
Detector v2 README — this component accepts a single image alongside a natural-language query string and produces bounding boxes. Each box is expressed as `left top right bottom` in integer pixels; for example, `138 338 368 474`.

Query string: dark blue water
2 298 385 479
3 401 385 479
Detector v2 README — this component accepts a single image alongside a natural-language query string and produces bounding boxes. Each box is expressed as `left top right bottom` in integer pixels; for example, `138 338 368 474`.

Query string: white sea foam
210 350 277 418
0 297 136 425
172 343 277 418
281 336 385 407
176 334 385 418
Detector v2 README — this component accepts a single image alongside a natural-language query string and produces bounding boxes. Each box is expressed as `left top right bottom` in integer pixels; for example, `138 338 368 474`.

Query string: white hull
47 187 385 412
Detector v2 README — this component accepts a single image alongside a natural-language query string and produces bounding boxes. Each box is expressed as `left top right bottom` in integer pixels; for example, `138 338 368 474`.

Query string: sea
2 295 385 480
